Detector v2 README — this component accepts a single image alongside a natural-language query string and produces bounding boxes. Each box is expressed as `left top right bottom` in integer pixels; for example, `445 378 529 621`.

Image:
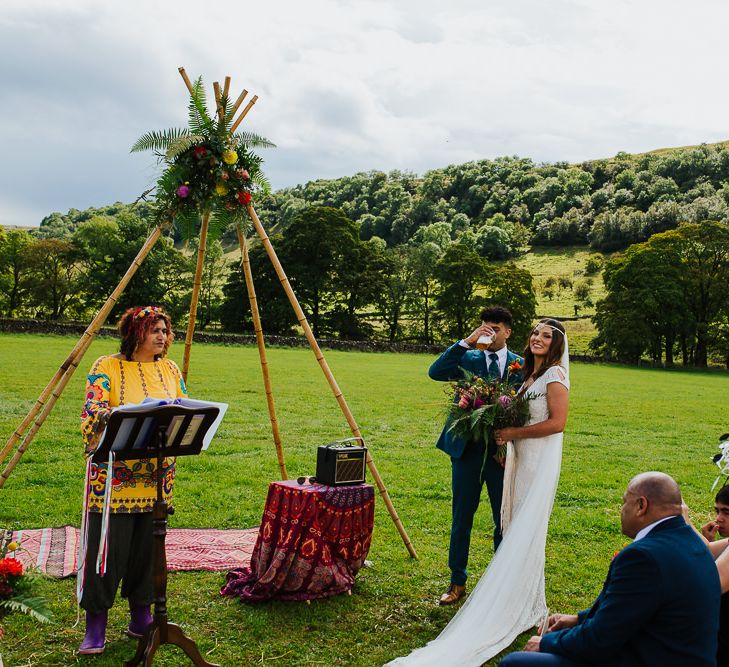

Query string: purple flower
473 397 485 409
176 185 190 198
499 395 512 408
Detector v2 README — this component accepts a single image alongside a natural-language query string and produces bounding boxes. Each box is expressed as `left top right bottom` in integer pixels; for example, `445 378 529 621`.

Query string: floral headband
133 306 164 319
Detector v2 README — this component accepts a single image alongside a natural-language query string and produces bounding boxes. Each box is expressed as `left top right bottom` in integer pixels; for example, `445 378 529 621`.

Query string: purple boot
78 610 107 655
127 603 153 639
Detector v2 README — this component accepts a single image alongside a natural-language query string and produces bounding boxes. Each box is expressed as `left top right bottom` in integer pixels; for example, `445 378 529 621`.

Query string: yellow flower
7 541 18 551
222 150 238 165
215 182 229 196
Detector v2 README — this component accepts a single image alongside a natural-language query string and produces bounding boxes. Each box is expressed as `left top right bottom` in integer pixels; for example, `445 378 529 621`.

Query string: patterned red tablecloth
220 480 374 602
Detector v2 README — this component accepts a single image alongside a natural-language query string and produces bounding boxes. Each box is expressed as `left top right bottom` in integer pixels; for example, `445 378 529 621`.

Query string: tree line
0 206 537 348
34 143 729 259
2 142 729 366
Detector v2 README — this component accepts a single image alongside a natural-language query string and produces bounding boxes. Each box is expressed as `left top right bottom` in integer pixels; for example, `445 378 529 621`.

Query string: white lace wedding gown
387 365 569 667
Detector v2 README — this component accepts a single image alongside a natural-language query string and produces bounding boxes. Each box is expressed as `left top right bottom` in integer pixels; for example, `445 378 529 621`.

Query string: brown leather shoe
439 583 466 606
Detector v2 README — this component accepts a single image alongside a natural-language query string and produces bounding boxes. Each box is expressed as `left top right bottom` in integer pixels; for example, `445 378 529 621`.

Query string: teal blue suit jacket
540 516 719 666
428 342 523 459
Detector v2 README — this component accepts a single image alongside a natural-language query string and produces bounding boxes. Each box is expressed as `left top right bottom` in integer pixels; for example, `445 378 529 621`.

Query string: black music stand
92 403 221 667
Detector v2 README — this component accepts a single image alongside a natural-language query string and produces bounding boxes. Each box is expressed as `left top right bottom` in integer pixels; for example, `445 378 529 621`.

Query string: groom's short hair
480 306 513 328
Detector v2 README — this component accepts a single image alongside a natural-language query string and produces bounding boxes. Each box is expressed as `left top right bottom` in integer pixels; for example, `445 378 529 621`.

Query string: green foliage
277 206 374 338
0 595 54 624
0 227 35 316
71 211 192 322
433 243 488 338
592 221 729 366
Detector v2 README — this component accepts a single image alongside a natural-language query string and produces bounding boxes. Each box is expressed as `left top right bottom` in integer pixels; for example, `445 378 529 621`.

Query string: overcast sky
2 0 729 227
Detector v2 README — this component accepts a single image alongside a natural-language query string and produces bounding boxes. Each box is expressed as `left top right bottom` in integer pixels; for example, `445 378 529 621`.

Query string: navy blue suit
502 516 720 667
429 342 523 585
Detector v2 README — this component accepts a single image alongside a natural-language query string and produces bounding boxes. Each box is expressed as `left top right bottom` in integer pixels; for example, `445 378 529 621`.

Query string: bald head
620 472 683 538
628 472 682 509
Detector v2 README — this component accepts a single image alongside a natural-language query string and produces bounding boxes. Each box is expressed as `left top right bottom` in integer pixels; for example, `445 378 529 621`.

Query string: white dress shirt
459 341 509 377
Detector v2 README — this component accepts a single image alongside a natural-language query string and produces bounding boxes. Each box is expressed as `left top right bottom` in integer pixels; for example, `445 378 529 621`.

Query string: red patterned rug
0 526 258 578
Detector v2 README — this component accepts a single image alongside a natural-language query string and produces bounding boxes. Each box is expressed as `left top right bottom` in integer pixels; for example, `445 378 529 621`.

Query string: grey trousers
80 512 154 615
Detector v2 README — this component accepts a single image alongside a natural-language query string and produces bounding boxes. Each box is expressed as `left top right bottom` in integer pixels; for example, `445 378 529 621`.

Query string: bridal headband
534 323 565 336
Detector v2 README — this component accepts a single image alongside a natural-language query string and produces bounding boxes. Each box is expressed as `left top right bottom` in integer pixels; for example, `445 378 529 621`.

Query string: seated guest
697 486 729 665
500 472 720 667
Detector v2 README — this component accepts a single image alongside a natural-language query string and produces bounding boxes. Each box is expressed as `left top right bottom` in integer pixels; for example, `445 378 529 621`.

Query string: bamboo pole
228 89 248 121
222 76 231 100
245 204 417 558
178 67 194 95
213 81 224 123
0 223 167 487
182 212 210 382
236 225 288 480
229 96 258 135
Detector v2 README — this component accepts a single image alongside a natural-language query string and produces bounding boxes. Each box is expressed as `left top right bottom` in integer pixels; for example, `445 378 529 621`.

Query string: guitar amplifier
316 438 367 486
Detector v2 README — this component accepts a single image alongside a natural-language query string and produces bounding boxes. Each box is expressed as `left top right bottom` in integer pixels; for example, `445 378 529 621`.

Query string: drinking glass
475 334 493 350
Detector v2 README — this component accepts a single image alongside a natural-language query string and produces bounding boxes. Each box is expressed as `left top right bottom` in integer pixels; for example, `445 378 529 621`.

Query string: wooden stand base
126 620 218 667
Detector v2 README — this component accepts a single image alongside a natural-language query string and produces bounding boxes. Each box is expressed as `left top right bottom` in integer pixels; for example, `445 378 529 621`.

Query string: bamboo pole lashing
178 67 194 95
245 204 418 558
182 212 210 382
229 96 258 135
236 225 288 480
0 223 167 486
213 81 224 123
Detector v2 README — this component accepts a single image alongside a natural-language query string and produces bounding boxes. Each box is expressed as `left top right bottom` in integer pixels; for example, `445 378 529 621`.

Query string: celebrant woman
77 306 187 655
387 319 570 666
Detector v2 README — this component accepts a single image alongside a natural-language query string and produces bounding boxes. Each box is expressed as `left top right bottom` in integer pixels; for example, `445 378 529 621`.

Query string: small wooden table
221 480 374 602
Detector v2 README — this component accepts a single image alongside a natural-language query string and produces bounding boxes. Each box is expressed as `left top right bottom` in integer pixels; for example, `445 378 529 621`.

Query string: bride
387 319 570 666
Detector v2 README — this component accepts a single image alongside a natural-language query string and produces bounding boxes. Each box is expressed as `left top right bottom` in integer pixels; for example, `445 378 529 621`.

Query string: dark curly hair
117 306 174 361
479 305 513 328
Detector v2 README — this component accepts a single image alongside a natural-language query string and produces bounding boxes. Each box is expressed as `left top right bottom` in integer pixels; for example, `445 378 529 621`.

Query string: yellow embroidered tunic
81 355 188 513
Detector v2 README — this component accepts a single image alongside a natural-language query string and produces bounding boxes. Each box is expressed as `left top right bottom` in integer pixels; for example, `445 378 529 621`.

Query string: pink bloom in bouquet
499 395 512 408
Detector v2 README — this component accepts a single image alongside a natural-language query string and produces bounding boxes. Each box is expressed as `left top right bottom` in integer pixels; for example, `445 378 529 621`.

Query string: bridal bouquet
446 363 533 465
0 543 53 624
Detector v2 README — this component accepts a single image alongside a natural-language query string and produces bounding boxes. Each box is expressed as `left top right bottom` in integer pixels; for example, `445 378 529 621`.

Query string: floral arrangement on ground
0 542 53 625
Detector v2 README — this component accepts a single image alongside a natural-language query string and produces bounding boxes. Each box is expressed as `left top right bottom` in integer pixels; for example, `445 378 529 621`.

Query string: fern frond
165 134 206 160
0 596 54 623
217 93 233 133
250 171 272 195
207 208 234 242
233 131 276 150
174 209 201 243
188 77 214 134
131 128 191 153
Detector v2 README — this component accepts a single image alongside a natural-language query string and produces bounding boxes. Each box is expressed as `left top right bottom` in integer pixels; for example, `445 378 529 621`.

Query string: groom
428 305 523 605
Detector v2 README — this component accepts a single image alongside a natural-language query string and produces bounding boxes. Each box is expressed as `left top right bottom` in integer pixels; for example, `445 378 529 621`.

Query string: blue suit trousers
449 436 504 585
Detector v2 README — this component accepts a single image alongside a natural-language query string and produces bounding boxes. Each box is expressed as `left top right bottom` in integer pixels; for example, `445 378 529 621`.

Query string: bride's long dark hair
521 318 566 382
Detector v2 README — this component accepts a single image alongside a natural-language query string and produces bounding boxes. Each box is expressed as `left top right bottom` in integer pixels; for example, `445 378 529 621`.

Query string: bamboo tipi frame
0 69 417 559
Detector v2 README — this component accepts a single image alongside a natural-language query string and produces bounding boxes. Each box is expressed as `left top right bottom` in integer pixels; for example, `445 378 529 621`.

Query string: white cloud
2 0 729 225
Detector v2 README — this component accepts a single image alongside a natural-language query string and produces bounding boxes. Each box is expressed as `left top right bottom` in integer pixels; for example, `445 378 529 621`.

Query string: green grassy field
0 334 727 666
